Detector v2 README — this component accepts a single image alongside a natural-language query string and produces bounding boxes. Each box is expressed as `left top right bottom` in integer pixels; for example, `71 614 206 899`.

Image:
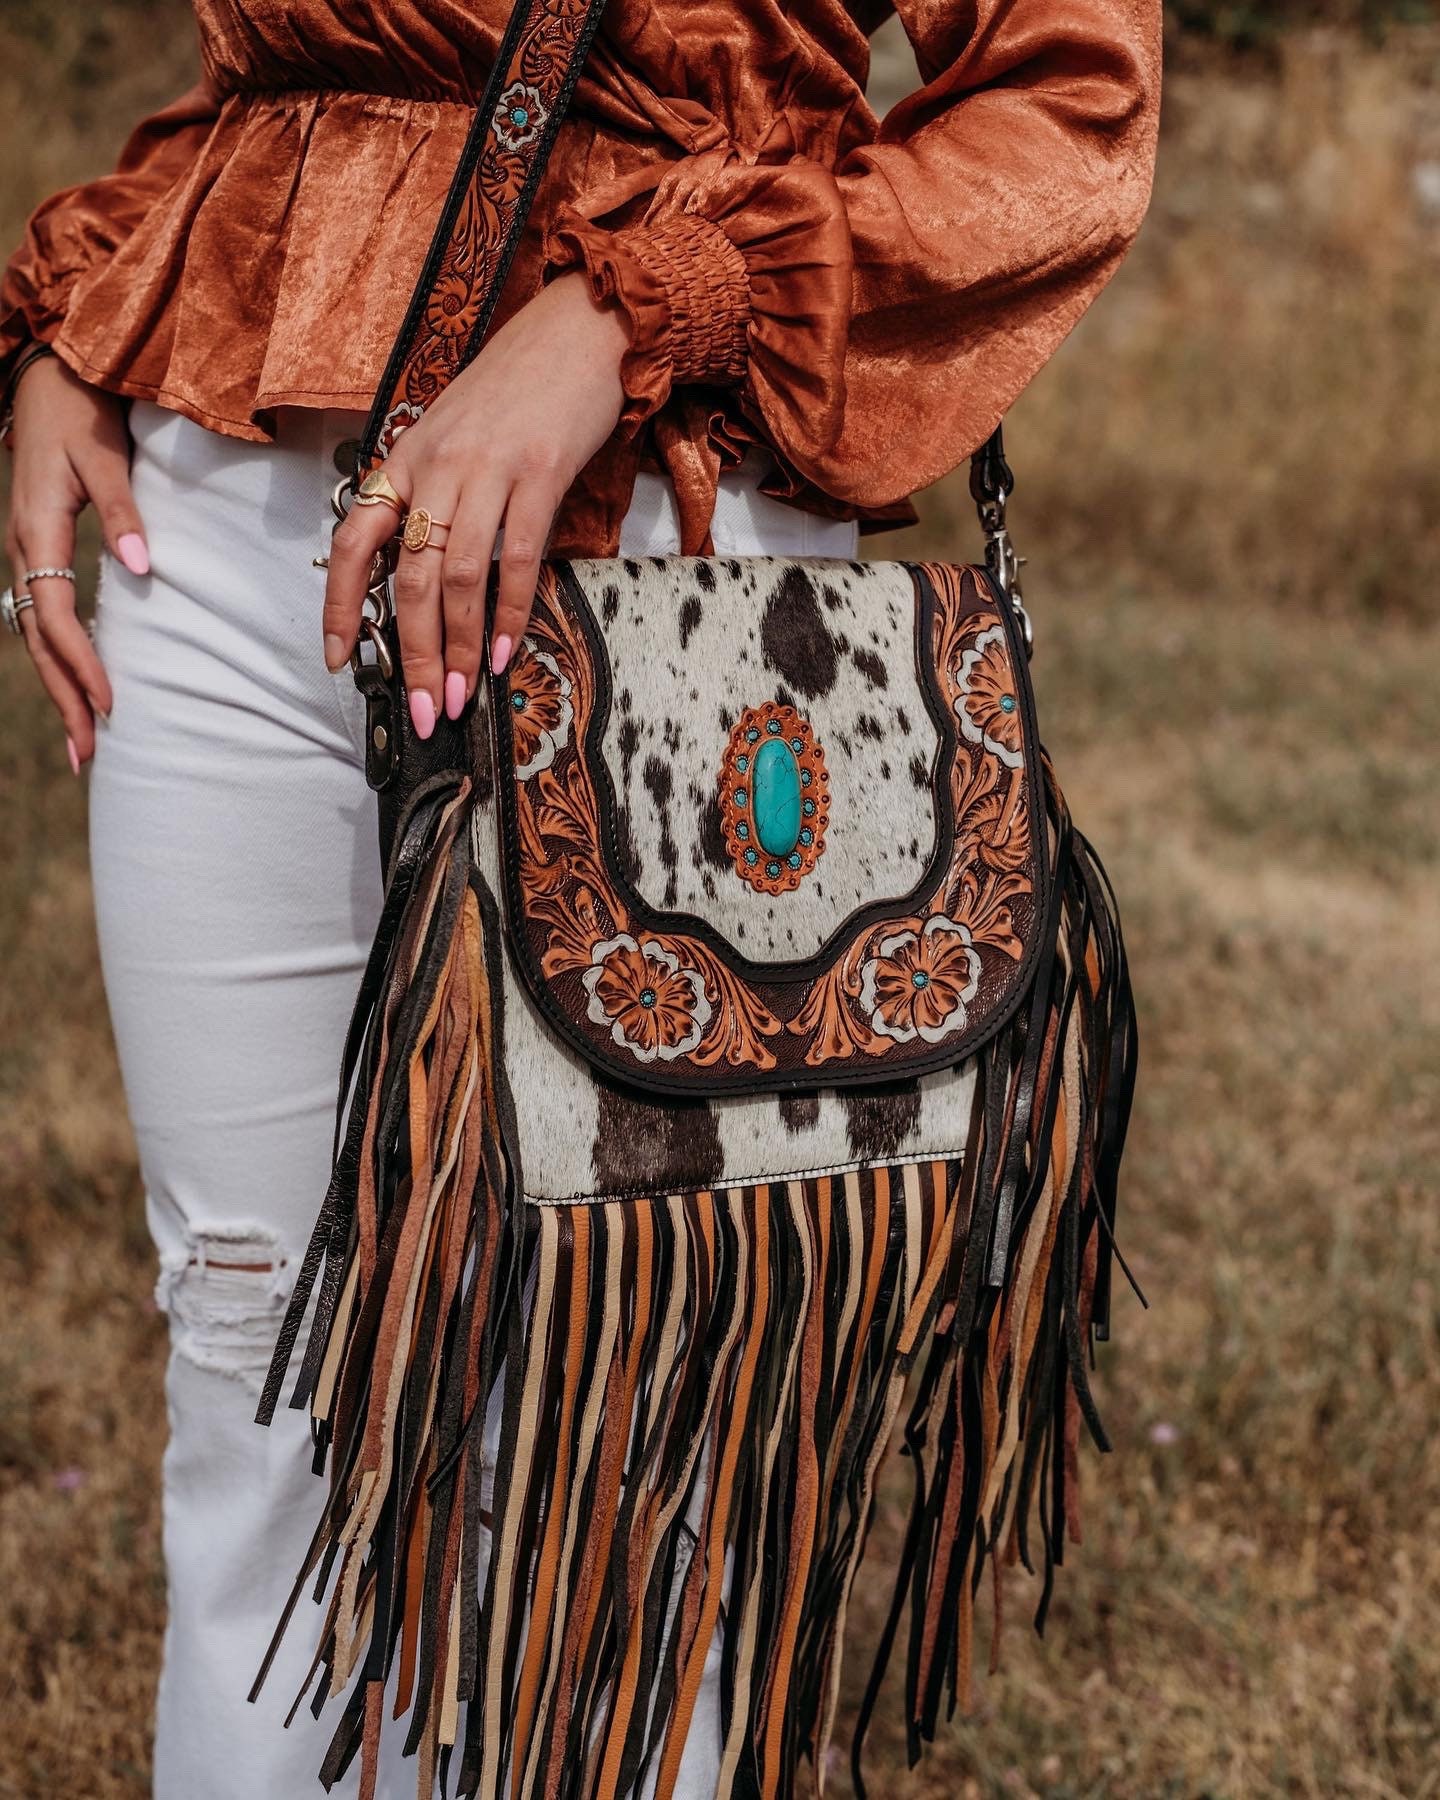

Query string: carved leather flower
378 401 423 458
509 641 574 779
582 935 713 1063
857 915 982 1046
954 624 1024 769
493 81 547 153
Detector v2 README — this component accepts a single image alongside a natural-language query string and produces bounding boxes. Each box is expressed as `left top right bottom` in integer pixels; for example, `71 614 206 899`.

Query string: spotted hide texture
590 557 940 961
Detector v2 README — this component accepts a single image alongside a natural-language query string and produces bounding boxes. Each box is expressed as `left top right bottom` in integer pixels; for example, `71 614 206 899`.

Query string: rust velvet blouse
0 0 1161 556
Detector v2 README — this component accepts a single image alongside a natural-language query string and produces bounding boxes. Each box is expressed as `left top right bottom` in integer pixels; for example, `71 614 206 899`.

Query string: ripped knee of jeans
154 1221 293 1395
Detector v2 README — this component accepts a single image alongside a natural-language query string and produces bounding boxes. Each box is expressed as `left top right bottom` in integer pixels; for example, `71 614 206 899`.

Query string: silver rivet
372 724 388 752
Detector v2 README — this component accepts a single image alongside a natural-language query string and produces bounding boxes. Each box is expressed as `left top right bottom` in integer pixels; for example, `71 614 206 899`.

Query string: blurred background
1 3 1438 1796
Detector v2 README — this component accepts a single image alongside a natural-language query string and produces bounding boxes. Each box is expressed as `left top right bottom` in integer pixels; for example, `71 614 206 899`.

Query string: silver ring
2 586 35 634
23 566 77 585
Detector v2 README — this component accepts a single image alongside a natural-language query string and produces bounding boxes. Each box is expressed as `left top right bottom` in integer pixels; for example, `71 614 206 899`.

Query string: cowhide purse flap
483 552 1045 1106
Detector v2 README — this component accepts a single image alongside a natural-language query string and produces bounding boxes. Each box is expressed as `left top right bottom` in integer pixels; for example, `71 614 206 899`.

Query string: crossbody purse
255 4 1141 1796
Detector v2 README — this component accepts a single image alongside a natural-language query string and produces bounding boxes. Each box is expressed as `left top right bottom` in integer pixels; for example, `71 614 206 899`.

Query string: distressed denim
89 401 859 1798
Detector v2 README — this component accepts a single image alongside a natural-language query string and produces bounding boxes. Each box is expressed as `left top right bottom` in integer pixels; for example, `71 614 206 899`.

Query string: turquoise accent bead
799 828 812 846
735 822 749 839
512 106 529 124
802 799 815 816
511 692 527 711
733 789 747 807
1000 694 1017 714
787 853 802 869
912 970 930 989
746 727 760 743
800 769 812 787
767 718 782 734
790 737 803 752
751 737 802 857
744 848 758 865
736 754 748 773
639 987 657 1007
767 862 781 877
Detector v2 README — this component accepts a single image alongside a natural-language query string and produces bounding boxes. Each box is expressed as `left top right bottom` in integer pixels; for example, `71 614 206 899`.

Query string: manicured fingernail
66 736 81 776
324 632 347 671
410 688 436 741
444 670 466 720
491 634 512 677
116 532 150 576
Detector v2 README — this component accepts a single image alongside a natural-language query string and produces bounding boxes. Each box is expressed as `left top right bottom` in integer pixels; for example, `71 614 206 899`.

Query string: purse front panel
483 555 1044 1111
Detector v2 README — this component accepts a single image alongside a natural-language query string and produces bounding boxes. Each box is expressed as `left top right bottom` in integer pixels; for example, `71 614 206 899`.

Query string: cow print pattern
585 557 941 962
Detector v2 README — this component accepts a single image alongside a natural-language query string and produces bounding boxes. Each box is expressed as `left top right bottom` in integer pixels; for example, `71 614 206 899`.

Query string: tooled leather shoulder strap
355 0 612 483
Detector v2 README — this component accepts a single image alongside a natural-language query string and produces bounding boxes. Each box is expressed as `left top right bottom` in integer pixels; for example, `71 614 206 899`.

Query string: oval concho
719 703 830 895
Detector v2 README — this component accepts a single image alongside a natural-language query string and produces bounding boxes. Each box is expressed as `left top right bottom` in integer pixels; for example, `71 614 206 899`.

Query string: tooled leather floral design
582 934 713 1062
493 82 548 153
954 624 1024 769
363 0 597 465
508 640 573 778
857 917 982 1047
378 401 423 458
498 561 1038 1081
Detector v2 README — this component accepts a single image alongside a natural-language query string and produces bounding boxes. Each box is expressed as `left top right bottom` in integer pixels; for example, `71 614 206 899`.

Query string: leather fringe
254 755 1139 1799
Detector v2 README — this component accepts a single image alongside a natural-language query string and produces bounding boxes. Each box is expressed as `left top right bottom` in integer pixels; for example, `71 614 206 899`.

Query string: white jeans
89 401 858 1798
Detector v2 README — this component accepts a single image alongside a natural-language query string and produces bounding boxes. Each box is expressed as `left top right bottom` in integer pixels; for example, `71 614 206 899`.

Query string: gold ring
355 469 407 515
401 507 452 554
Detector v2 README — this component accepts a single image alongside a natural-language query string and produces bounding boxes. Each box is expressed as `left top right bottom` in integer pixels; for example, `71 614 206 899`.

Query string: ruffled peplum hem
46 89 483 440
2 85 920 551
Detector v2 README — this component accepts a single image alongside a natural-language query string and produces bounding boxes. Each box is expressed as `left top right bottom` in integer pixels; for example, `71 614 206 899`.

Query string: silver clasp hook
977 483 1033 660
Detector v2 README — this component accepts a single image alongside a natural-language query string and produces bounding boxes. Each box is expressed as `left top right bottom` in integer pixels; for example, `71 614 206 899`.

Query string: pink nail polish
116 532 150 576
66 736 81 776
444 670 467 721
410 688 436 741
491 634 513 677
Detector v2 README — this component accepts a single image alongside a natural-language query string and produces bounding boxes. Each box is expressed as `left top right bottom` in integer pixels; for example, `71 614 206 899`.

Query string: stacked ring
400 508 452 554
24 566 77 584
2 586 35 635
354 470 406 515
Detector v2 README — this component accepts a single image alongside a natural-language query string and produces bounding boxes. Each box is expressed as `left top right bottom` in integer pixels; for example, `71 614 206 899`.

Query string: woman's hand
5 356 150 768
322 270 630 737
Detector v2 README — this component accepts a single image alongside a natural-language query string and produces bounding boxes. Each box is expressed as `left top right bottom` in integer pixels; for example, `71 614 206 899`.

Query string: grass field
2 10 1438 1799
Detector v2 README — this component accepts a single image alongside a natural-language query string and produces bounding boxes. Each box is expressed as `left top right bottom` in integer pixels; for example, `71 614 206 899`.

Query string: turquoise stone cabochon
751 737 803 856
718 701 831 894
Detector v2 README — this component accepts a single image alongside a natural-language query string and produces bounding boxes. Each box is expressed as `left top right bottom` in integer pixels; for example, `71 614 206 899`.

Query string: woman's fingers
322 473 410 673
440 479 506 716
18 607 96 764
15 504 113 719
392 495 457 738
77 437 150 576
489 471 563 676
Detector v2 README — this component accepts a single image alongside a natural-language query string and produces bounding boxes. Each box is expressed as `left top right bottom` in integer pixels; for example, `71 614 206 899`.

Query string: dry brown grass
2 10 1439 1799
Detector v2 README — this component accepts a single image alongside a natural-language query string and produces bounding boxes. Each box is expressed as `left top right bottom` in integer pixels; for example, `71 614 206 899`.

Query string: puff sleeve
0 82 220 394
543 0 1162 506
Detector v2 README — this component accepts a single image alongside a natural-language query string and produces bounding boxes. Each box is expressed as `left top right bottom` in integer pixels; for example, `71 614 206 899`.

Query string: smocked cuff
544 207 752 440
